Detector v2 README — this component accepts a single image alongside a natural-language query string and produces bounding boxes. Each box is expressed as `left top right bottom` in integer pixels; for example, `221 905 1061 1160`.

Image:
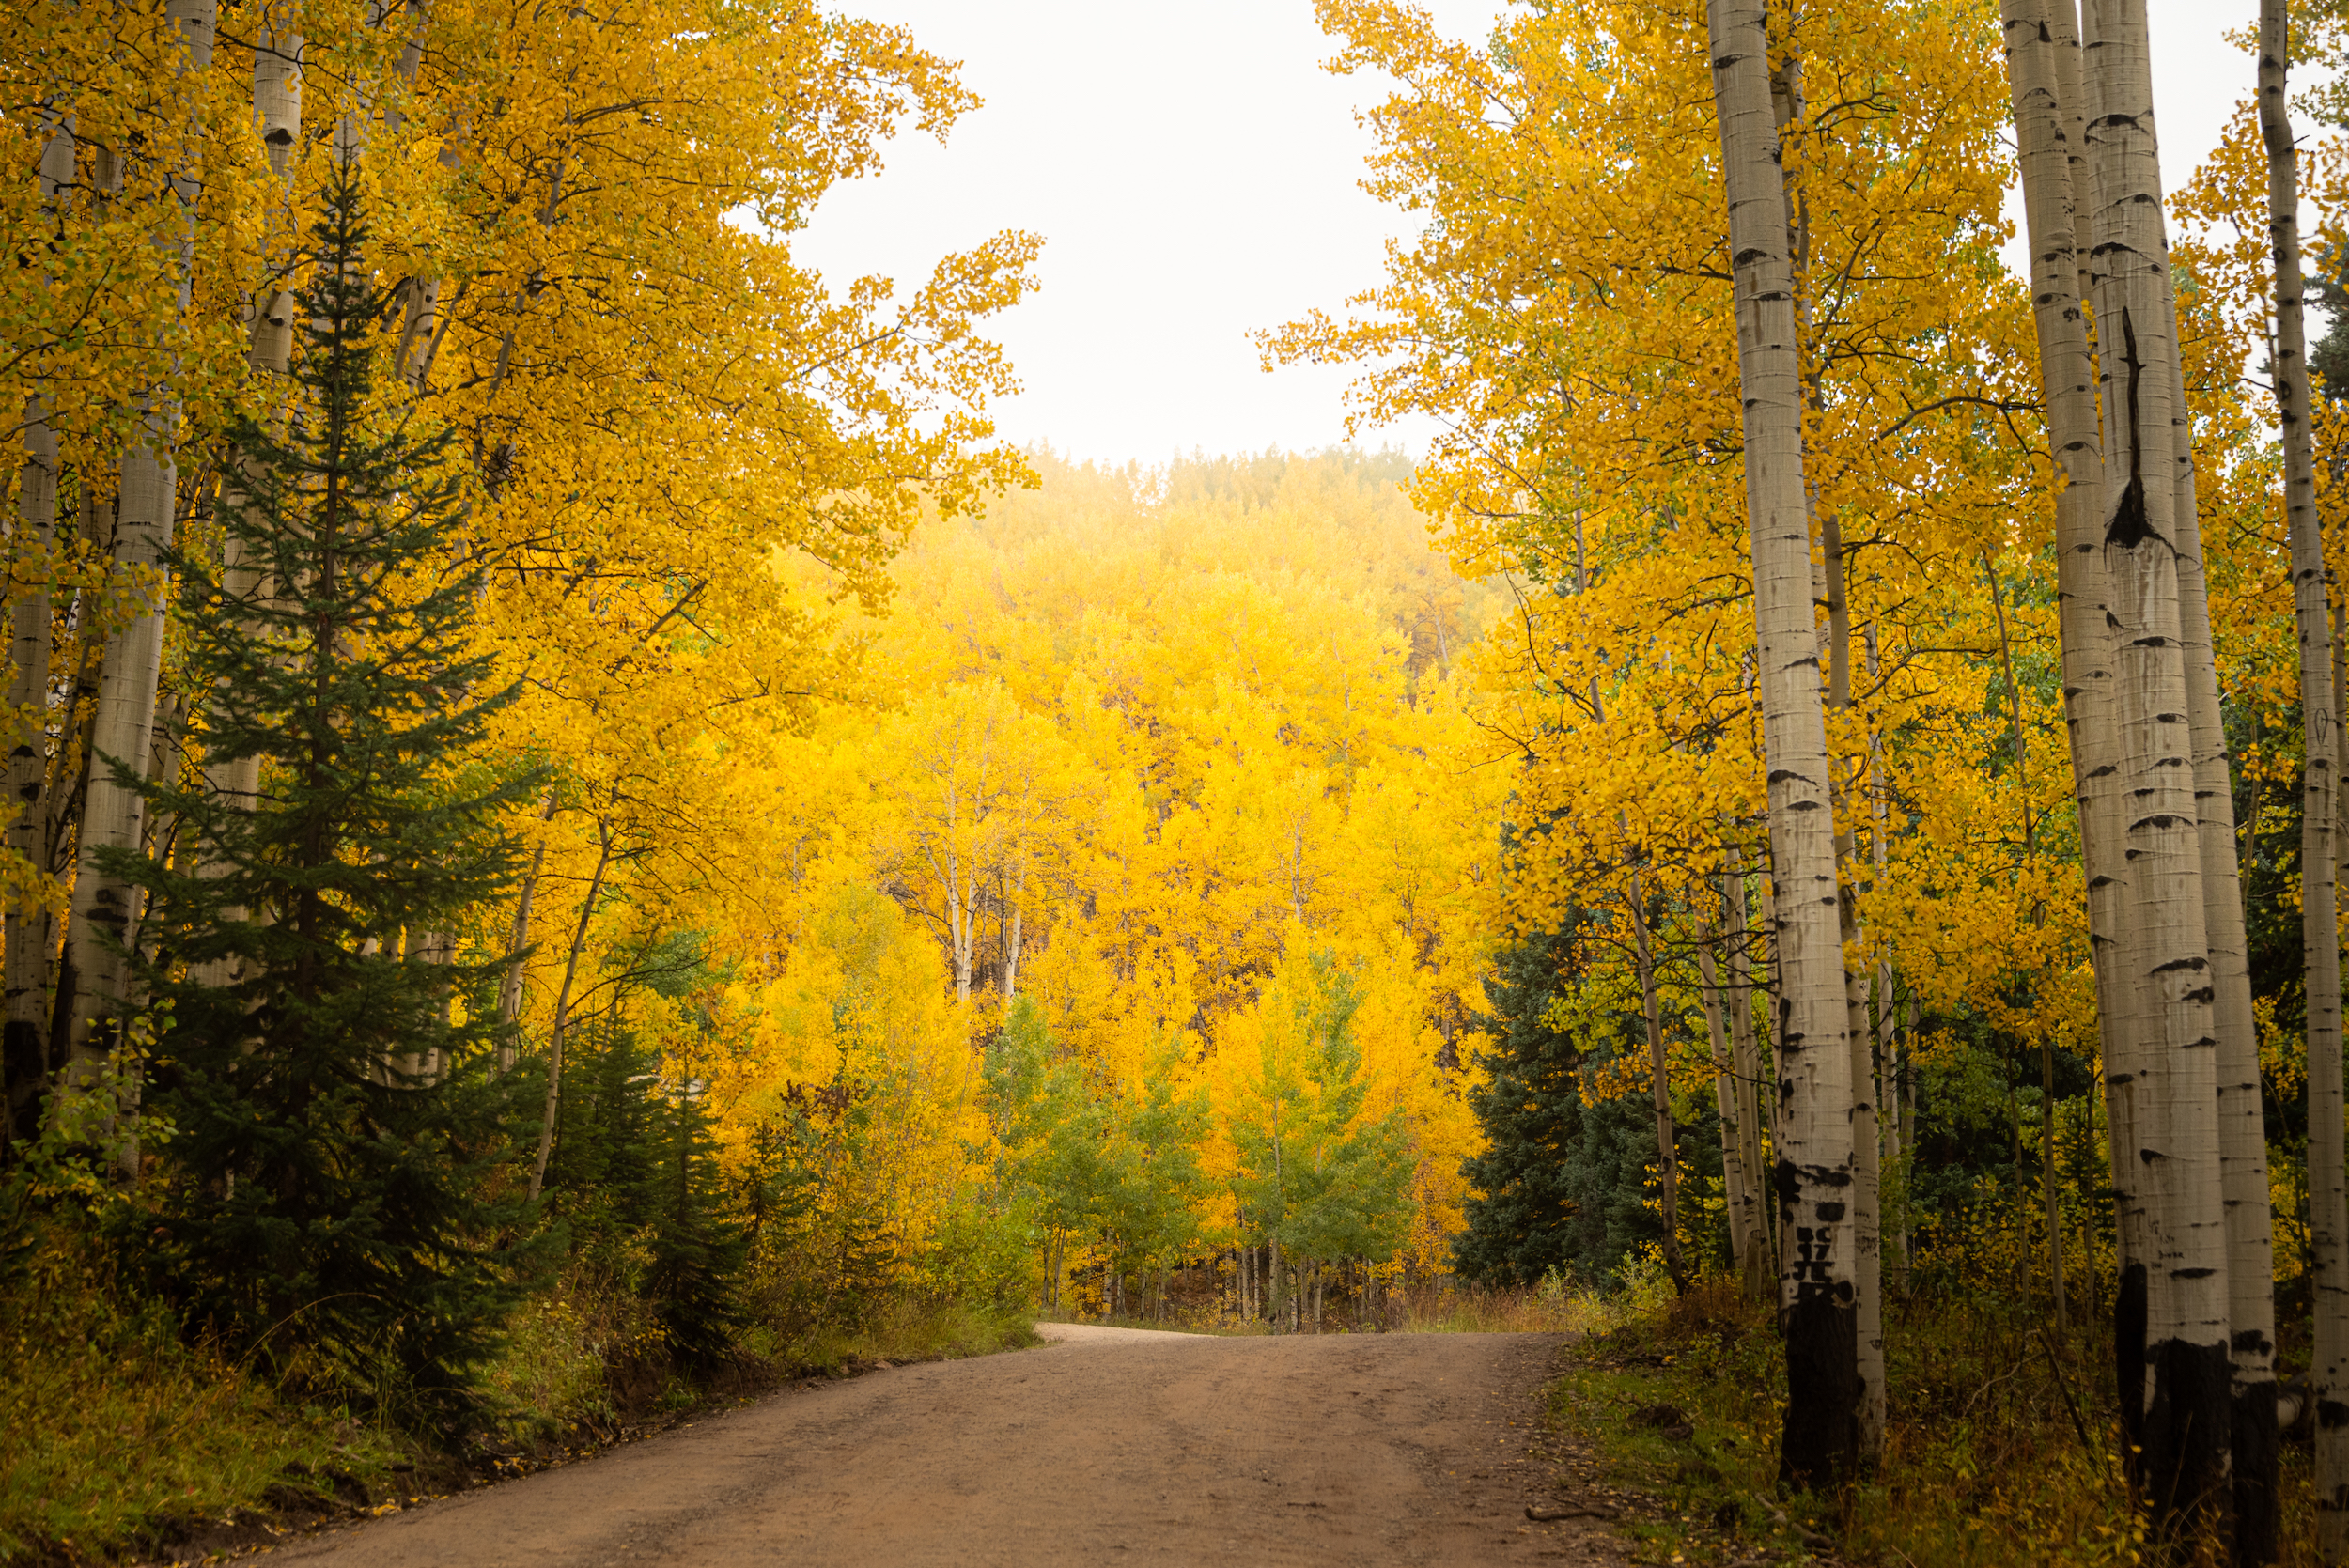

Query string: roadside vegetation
1541 1258 2322 1568
0 1197 1035 1565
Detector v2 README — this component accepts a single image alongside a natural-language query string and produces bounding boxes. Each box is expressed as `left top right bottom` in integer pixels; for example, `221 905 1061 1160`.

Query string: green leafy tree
1229 953 1412 1323
1097 1035 1210 1286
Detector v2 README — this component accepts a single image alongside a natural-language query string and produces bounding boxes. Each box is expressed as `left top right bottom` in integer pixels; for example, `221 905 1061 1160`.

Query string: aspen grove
5 0 2349 1562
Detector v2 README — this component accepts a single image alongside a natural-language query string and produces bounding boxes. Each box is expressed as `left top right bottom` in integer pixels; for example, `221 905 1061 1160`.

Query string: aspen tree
1698 918 1760 1285
1828 579 1883 1458
1764 43 1880 1419
58 0 216 1162
1626 881 1686 1289
2082 0 2232 1532
3 106 73 1143
2007 0 2149 1446
2261 1 2348 1552
2166 194 2279 1568
1724 863 1771 1295
195 9 303 996
1707 0 1858 1489
1863 626 1906 1295
2142 52 2276 1559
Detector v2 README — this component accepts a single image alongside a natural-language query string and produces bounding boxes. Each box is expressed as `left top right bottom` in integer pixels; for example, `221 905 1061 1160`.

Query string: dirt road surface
265 1325 1629 1566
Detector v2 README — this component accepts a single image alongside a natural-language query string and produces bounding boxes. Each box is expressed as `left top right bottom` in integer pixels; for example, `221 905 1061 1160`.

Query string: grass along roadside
1 1248 1038 1568
1542 1268 2330 1567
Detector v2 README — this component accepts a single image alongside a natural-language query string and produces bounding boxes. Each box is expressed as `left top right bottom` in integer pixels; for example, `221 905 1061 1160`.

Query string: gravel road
265 1325 1628 1566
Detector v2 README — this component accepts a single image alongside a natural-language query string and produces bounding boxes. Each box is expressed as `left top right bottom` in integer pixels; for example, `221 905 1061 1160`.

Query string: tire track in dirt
262 1327 1628 1566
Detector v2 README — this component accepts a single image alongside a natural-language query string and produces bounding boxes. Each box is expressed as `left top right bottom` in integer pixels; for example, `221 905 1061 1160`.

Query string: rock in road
267 1326 1628 1566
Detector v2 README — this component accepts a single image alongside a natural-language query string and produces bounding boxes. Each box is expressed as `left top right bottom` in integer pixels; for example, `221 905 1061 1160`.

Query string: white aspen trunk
528 821 614 1203
938 842 974 1001
2263 3 2346 1552
1708 0 1858 1490
1626 880 1686 1288
1774 54 1879 1433
1003 864 1028 999
2165 238 2278 1568
1865 624 1906 1296
2082 1 2232 1530
1874 963 1906 1294
1696 939 1754 1276
2045 2 2095 310
2007 0 2150 1452
60 0 217 1172
4 107 74 1143
196 14 303 995
1818 511 1884 1462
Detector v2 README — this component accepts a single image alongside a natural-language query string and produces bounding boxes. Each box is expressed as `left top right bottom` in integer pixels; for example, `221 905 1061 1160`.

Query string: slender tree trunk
1003 864 1027 999
1697 939 1754 1279
1725 859 1771 1296
1627 878 1687 1289
1865 625 1906 1296
2083 1 2232 1533
196 14 303 997
497 791 558 1072
2263 5 2345 1554
2042 1035 2068 1335
2162 154 2273 1568
1902 996 1919 1279
2007 0 2148 1461
3 106 75 1147
1777 42 1879 1429
1875 964 1907 1295
527 819 614 1203
945 848 974 1001
60 0 217 1174
1708 0 1858 1490
2167 265 2276 1568
1821 520 1884 1462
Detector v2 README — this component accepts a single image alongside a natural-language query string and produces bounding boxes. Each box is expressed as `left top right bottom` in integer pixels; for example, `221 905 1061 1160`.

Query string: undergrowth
1549 1268 2319 1566
0 1233 410 1564
1397 1261 1662 1336
1 1222 1037 1566
1033 1259 1646 1336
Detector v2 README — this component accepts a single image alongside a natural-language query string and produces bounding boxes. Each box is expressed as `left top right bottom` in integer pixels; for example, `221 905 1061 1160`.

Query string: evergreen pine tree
116 154 537 1422
643 1079 749 1371
1455 928 1589 1286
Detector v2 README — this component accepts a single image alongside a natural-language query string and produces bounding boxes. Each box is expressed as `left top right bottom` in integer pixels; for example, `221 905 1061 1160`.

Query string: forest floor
226 1326 1627 1567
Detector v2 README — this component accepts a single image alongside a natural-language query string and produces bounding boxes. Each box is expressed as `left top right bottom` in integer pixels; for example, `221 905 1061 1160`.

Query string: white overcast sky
794 2 2268 467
